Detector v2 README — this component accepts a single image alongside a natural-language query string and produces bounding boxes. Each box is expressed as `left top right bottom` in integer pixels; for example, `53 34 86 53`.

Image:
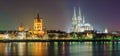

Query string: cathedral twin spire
72 7 85 25
72 7 93 32
73 7 77 20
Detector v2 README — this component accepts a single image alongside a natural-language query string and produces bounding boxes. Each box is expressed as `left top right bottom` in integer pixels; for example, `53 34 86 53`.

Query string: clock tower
34 13 44 36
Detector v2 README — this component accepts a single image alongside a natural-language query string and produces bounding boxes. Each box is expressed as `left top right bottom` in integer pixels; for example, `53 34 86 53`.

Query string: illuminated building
17 32 26 39
33 13 44 36
71 7 78 32
17 24 26 39
104 28 108 33
72 7 93 32
18 24 24 31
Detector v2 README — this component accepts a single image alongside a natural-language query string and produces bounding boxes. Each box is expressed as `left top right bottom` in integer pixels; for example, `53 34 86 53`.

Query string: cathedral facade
72 7 93 32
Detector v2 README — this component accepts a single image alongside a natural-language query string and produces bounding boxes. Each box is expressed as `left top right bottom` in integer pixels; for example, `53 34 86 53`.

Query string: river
0 42 120 56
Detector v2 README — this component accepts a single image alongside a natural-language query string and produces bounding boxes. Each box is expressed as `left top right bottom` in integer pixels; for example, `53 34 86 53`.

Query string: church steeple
73 7 77 20
34 12 43 31
72 7 78 32
71 7 93 32
78 7 82 19
33 12 44 36
78 7 82 23
37 13 40 19
82 16 85 23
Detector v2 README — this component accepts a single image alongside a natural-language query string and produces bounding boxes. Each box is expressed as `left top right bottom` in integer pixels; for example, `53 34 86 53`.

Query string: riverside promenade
0 39 119 42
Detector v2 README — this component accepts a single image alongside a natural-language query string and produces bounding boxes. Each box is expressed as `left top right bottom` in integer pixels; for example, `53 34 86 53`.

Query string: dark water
0 42 120 56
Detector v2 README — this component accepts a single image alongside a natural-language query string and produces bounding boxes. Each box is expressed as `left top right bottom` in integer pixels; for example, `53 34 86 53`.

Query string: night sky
0 0 120 32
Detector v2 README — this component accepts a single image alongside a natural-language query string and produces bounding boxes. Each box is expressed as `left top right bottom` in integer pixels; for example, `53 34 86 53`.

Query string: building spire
79 7 82 19
83 15 85 23
72 7 77 32
37 13 39 19
73 7 77 20
78 7 82 23
36 9 40 19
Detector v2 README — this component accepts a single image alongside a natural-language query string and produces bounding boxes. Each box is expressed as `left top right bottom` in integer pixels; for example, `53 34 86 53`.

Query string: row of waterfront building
19 7 109 35
0 6 116 40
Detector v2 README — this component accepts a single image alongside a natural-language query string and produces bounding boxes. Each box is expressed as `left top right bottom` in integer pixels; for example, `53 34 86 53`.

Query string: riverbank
0 39 119 42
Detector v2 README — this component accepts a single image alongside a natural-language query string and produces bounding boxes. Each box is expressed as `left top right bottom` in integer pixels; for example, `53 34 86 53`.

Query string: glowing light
104 28 108 33
17 32 26 39
0 34 5 38
18 24 24 31
66 29 70 33
5 34 9 39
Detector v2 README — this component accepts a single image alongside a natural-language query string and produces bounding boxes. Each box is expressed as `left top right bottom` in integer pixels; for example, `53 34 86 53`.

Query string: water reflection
92 42 120 56
47 42 70 56
0 42 120 56
112 42 120 56
69 42 92 56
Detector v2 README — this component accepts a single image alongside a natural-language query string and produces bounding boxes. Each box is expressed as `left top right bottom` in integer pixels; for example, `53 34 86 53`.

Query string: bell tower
33 13 44 36
34 13 42 31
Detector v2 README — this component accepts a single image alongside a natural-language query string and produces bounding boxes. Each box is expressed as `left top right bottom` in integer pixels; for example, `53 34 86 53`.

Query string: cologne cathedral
72 7 93 32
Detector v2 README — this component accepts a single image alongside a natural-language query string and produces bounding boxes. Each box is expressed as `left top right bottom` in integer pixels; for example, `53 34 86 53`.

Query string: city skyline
0 0 120 32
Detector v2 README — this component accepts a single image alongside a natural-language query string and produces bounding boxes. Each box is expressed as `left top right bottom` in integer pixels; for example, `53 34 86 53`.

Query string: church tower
34 13 44 36
34 13 42 31
71 7 93 32
18 23 24 31
78 7 82 24
72 7 78 32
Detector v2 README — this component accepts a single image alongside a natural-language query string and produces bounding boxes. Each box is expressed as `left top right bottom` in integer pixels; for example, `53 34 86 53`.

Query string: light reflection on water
0 42 120 56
